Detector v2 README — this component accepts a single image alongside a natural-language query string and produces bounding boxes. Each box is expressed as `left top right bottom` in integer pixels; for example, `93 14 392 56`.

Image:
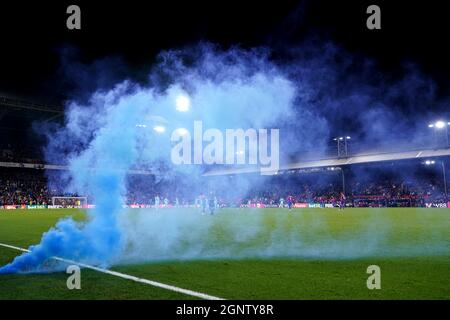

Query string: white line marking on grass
0 242 224 300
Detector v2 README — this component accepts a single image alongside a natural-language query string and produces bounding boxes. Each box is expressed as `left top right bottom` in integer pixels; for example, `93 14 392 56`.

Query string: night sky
0 0 449 148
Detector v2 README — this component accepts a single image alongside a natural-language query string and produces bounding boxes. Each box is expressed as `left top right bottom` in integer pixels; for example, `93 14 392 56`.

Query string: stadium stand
0 134 448 208
1 160 448 208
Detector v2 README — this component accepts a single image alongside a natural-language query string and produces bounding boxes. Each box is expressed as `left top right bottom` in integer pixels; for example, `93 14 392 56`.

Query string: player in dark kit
287 196 293 210
339 192 346 211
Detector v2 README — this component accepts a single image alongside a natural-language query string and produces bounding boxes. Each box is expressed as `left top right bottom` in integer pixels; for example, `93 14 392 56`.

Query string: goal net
51 196 88 208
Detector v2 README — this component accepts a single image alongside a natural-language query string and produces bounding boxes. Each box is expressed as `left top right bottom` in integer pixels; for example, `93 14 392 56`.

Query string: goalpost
51 196 88 208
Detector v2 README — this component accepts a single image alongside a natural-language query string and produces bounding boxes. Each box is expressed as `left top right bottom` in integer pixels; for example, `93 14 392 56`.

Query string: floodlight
435 121 445 129
176 95 190 112
153 125 166 133
175 128 188 136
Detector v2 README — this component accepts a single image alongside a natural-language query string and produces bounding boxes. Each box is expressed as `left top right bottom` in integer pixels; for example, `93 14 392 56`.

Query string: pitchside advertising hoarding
1 204 90 210
425 202 449 208
27 205 48 209
1 203 450 209
293 203 333 208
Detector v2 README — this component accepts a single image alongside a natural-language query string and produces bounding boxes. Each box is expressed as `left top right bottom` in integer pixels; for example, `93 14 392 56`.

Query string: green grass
0 208 449 299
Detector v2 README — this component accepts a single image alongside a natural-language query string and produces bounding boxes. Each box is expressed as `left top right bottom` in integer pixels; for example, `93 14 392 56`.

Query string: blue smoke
0 84 142 273
0 45 298 274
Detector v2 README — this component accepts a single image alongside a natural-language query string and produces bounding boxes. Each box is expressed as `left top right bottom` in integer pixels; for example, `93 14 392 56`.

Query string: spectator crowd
0 166 447 208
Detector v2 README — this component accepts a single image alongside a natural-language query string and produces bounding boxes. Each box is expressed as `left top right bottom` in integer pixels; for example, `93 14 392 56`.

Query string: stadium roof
0 95 64 126
202 147 450 176
1 147 449 176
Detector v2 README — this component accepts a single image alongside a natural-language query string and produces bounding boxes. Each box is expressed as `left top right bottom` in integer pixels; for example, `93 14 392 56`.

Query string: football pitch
0 208 449 300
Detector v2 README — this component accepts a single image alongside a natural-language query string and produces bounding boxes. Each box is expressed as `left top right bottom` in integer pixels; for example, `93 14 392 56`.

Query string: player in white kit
154 195 160 209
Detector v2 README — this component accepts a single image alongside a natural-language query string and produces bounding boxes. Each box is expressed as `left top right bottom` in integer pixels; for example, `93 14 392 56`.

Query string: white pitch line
0 242 224 300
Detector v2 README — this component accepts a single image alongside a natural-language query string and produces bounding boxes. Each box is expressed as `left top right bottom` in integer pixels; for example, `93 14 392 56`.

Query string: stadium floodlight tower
428 121 449 148
333 136 351 158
